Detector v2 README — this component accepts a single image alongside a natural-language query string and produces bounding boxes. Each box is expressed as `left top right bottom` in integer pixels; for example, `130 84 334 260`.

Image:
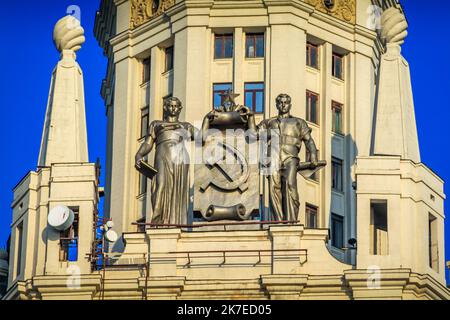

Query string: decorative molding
130 0 176 30
305 0 356 24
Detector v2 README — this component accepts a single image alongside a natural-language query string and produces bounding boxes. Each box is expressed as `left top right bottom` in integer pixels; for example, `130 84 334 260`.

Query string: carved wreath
131 0 176 29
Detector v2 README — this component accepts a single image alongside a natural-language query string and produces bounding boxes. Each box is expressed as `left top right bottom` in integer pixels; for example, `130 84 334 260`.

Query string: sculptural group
136 93 325 225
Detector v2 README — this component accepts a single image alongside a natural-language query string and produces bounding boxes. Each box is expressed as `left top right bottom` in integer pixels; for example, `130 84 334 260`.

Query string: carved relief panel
130 0 176 29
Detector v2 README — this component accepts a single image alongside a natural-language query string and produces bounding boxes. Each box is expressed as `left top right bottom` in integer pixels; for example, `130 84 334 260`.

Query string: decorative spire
53 15 85 53
381 7 408 53
372 7 421 163
38 16 89 166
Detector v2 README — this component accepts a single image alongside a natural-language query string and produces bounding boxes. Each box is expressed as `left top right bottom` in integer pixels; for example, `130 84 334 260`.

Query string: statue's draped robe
258 117 312 221
149 121 194 224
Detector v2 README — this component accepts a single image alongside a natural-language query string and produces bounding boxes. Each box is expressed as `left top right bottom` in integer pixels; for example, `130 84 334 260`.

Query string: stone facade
2 0 450 300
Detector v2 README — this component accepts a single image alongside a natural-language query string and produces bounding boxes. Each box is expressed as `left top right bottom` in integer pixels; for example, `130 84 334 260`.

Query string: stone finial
53 15 85 53
381 7 408 50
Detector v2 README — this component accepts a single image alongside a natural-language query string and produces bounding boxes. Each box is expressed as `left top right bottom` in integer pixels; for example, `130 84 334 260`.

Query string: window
214 34 233 59
59 208 79 262
331 214 344 249
142 57 151 83
213 83 233 109
244 82 264 113
138 173 148 196
306 91 319 124
332 101 343 134
164 46 174 72
370 200 388 255
331 157 343 192
246 33 264 58
306 204 318 229
306 43 319 69
140 106 149 139
428 214 439 271
306 148 319 181
332 53 344 79
16 222 24 277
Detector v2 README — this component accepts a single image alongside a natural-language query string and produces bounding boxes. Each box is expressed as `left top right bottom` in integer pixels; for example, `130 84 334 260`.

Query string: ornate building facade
2 0 449 300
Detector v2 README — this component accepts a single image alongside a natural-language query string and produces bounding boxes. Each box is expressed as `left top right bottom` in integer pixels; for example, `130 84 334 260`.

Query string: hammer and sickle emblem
201 141 250 193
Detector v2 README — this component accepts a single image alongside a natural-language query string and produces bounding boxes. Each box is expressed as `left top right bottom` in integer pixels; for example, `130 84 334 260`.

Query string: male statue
135 97 196 225
258 93 319 221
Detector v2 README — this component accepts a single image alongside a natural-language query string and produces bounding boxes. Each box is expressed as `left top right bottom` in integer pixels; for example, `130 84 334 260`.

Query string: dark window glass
370 200 388 255
142 57 151 83
215 34 233 59
332 157 343 192
59 208 79 262
165 46 174 72
306 91 319 124
140 107 149 139
16 222 23 277
306 204 318 229
213 83 233 109
306 148 319 181
332 53 344 79
332 101 343 134
244 82 264 113
331 213 344 249
306 43 319 69
139 173 148 196
246 33 264 58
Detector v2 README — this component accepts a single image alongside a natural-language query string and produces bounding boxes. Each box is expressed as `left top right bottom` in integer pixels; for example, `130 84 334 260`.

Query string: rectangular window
164 46 174 72
332 53 344 79
139 173 148 196
142 57 151 83
16 222 24 277
214 34 233 59
140 106 149 139
306 91 319 125
428 214 439 271
332 157 343 192
306 43 319 69
331 213 344 249
246 33 264 58
370 200 388 255
306 204 318 229
59 208 79 262
306 148 319 181
213 83 233 109
244 82 264 113
332 101 343 134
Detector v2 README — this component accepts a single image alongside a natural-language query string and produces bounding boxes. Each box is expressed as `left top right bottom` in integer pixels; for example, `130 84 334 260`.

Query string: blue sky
0 1 449 283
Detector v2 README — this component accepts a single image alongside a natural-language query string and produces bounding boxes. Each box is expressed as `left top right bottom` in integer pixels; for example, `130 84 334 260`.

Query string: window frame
306 90 319 125
214 33 234 59
59 208 79 262
244 82 265 113
306 148 319 182
245 33 265 58
306 42 319 69
331 157 344 192
140 106 150 139
331 213 344 249
164 46 174 72
15 222 24 277
332 52 344 80
212 83 233 109
142 57 151 84
331 101 343 135
305 204 318 229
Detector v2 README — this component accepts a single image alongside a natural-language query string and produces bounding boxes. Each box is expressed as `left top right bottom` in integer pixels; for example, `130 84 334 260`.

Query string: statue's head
163 96 182 118
276 94 292 115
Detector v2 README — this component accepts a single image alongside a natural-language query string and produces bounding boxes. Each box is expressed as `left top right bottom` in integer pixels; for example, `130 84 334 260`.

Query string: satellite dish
104 229 118 243
105 220 114 229
48 205 74 231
